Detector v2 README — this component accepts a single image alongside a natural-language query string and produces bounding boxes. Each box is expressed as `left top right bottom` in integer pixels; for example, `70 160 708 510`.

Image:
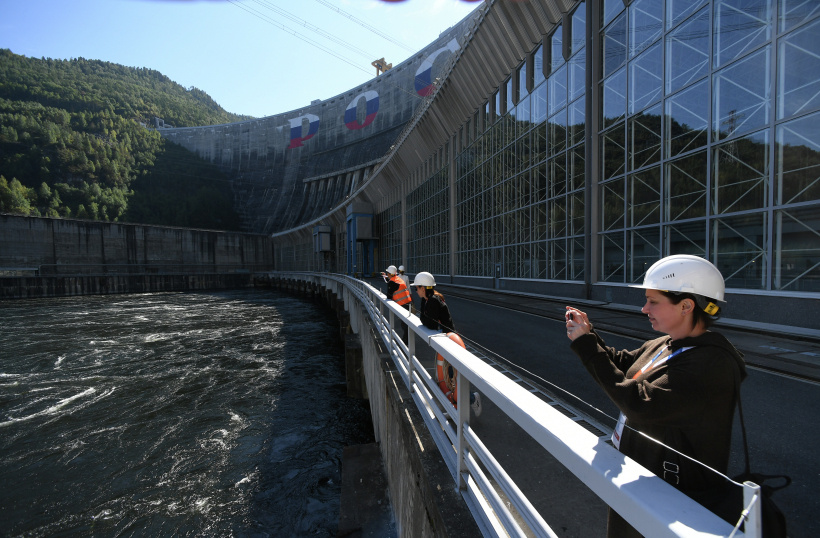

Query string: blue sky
0 0 480 118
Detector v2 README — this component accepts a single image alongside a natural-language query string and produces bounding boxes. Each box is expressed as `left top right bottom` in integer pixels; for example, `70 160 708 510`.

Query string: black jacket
570 330 746 495
418 293 455 333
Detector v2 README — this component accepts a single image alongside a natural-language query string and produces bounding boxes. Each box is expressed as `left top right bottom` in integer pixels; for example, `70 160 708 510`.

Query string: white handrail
277 272 758 538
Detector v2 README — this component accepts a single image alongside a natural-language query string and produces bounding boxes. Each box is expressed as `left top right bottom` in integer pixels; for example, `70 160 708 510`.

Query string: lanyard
632 346 693 379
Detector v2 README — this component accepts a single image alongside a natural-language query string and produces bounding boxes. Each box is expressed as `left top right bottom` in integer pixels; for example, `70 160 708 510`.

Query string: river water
0 289 375 536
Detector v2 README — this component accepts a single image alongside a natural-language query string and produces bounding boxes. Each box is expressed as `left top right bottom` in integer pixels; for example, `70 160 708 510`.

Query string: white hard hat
398 265 405 272
385 265 397 275
631 254 725 302
411 271 436 287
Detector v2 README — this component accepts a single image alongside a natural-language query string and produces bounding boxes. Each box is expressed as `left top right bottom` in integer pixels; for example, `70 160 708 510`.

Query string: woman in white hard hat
412 271 481 416
411 272 454 333
565 255 746 537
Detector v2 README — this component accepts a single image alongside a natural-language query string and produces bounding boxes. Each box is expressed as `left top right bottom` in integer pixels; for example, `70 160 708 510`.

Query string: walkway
390 280 819 537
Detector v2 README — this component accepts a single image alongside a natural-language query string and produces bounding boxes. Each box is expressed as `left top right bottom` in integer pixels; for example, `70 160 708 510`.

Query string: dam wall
0 214 275 299
157 12 479 235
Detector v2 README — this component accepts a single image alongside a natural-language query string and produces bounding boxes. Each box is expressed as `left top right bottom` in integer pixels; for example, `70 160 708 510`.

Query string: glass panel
548 154 567 198
714 0 772 68
602 124 626 179
570 237 585 280
667 0 707 30
629 227 661 283
713 130 769 214
666 151 707 220
604 12 628 77
552 25 565 70
507 77 515 113
549 64 568 116
778 17 820 120
630 42 663 113
533 44 546 88
603 0 625 28
602 67 626 127
666 7 709 94
569 50 586 102
601 177 626 231
779 0 820 32
569 97 586 147
549 109 567 156
601 232 626 282
629 166 661 227
549 239 568 280
666 79 709 157
533 84 547 125
571 190 585 235
549 196 567 238
629 103 662 170
776 111 820 204
517 94 531 130
775 206 820 291
535 241 547 279
571 2 586 56
534 200 547 241
712 212 768 289
519 63 528 98
713 47 771 141
533 124 547 164
630 0 663 57
666 220 707 256
569 144 586 191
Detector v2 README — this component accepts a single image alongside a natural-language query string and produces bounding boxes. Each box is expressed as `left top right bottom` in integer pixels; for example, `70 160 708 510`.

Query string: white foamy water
0 289 374 536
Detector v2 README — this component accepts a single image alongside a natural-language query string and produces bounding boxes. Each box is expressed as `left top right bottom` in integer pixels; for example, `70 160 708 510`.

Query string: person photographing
566 255 746 537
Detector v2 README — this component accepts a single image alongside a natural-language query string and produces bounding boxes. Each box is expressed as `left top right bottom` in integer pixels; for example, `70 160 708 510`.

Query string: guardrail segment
280 272 760 538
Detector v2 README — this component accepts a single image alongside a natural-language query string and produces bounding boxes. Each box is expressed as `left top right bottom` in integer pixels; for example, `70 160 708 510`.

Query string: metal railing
281 272 762 538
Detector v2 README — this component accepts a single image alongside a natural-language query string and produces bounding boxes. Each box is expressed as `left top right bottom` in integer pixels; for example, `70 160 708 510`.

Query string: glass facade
598 0 819 291
407 154 450 275
376 202 402 271
377 0 819 296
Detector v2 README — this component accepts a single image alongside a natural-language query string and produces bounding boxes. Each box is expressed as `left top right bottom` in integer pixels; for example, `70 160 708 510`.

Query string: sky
0 0 482 118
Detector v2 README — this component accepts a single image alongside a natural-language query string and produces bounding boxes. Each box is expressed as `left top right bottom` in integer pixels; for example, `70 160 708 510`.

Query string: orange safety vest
390 275 412 306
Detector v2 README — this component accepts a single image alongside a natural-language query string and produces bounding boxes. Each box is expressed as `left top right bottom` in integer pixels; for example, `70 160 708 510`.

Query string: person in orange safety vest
382 265 411 342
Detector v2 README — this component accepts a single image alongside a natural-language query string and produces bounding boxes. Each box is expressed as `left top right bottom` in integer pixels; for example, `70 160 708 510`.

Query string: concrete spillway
157 12 478 235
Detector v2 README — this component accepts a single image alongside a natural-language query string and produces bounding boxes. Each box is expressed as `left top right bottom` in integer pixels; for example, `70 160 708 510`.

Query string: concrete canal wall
0 214 275 299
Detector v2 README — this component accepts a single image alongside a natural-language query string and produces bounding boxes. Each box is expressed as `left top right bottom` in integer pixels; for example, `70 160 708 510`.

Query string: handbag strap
733 368 792 492
732 367 752 475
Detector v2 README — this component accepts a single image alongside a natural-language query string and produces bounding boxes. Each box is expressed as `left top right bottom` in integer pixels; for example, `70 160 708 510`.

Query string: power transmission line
313 0 415 53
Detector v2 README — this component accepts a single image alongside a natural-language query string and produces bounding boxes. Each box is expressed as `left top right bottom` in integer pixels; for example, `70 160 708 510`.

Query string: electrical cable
312 0 415 53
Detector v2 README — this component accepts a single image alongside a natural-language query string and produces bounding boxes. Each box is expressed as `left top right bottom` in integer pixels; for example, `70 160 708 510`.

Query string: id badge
611 412 626 450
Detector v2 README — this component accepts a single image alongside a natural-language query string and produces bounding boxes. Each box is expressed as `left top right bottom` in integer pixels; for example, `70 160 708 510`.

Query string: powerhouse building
160 0 820 330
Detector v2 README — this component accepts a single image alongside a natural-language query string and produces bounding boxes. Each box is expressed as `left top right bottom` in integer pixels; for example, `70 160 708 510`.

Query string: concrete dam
157 11 479 236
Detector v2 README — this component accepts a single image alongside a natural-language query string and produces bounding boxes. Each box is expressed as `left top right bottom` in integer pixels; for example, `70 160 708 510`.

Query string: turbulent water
0 289 375 537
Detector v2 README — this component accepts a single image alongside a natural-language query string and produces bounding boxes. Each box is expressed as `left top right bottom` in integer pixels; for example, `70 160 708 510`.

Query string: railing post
743 481 762 538
456 371 470 491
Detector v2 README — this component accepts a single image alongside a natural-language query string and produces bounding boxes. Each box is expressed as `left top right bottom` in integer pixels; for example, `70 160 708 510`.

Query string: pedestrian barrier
279 272 763 538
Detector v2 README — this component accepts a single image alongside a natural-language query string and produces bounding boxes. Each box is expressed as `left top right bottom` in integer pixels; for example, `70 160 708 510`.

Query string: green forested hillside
0 48 250 230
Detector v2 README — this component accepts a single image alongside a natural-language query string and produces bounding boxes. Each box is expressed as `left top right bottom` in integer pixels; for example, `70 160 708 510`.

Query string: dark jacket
570 330 746 496
418 292 455 333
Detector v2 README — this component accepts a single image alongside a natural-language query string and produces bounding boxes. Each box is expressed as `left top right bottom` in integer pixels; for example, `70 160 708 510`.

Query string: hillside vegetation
0 48 250 230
